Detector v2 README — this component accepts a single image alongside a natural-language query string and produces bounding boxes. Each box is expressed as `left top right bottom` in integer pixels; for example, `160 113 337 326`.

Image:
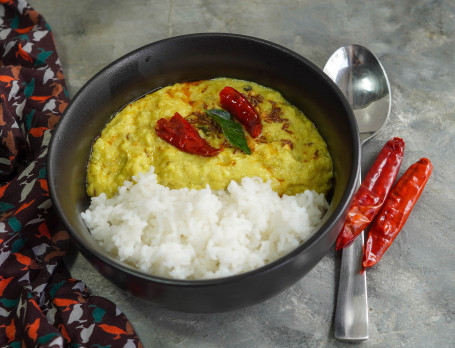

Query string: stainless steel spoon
323 45 391 341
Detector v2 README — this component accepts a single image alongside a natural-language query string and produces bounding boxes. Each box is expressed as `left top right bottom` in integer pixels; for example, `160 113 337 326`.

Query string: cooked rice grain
81 167 328 280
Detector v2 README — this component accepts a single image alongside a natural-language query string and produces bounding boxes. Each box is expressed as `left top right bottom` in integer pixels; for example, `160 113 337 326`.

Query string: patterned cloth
0 1 143 347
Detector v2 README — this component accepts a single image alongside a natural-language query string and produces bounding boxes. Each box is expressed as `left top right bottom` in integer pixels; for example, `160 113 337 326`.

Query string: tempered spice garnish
264 100 286 123
186 111 222 136
244 91 264 107
222 139 235 148
205 108 251 154
264 100 292 135
87 78 334 199
255 135 268 144
281 122 293 134
219 86 263 138
155 112 222 157
280 139 294 149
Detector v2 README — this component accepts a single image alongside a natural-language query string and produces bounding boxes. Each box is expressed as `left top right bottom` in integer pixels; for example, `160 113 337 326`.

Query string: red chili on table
219 86 262 138
155 112 221 156
363 158 433 267
336 137 405 250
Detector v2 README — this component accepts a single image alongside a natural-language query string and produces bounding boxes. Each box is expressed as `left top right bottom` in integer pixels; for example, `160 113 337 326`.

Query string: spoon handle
334 177 369 341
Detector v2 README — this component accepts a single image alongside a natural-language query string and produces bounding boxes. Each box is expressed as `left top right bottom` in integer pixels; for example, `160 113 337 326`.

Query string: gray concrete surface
31 0 454 347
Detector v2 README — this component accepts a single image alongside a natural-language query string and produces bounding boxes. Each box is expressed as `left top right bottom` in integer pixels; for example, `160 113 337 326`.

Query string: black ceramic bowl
48 33 360 313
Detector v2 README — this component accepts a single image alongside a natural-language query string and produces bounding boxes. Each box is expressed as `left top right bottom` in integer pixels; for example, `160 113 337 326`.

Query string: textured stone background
31 0 454 347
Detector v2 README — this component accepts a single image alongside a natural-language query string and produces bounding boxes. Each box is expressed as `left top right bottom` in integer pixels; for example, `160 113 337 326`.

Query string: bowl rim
48 32 360 287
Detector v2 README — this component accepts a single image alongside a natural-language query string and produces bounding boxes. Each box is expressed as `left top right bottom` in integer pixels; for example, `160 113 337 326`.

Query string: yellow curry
86 78 333 197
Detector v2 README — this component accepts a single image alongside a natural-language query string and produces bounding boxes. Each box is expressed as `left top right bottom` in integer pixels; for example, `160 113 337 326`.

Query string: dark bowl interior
48 33 360 313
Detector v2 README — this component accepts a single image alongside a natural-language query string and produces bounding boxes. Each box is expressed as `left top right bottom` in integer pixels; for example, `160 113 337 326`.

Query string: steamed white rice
81 167 329 280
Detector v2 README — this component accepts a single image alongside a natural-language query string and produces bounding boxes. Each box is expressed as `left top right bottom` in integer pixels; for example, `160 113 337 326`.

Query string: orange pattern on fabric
29 127 48 137
14 25 35 33
58 323 71 342
16 43 34 62
53 298 81 312
99 324 128 339
3 131 17 155
14 200 35 215
29 95 52 102
0 182 11 199
0 75 15 87
25 318 40 341
38 178 48 193
0 277 14 296
14 253 33 270
2 319 16 342
37 221 51 239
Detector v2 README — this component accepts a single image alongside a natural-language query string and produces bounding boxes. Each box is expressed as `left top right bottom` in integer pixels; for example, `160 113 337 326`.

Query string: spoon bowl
324 45 391 143
323 44 391 341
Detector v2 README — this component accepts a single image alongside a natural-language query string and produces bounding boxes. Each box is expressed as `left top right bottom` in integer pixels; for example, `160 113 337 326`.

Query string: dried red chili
155 112 221 156
363 158 433 267
336 137 405 250
219 86 262 138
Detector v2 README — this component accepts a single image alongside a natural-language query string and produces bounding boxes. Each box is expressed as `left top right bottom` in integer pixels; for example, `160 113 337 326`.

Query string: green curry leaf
205 108 251 155
206 108 232 121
